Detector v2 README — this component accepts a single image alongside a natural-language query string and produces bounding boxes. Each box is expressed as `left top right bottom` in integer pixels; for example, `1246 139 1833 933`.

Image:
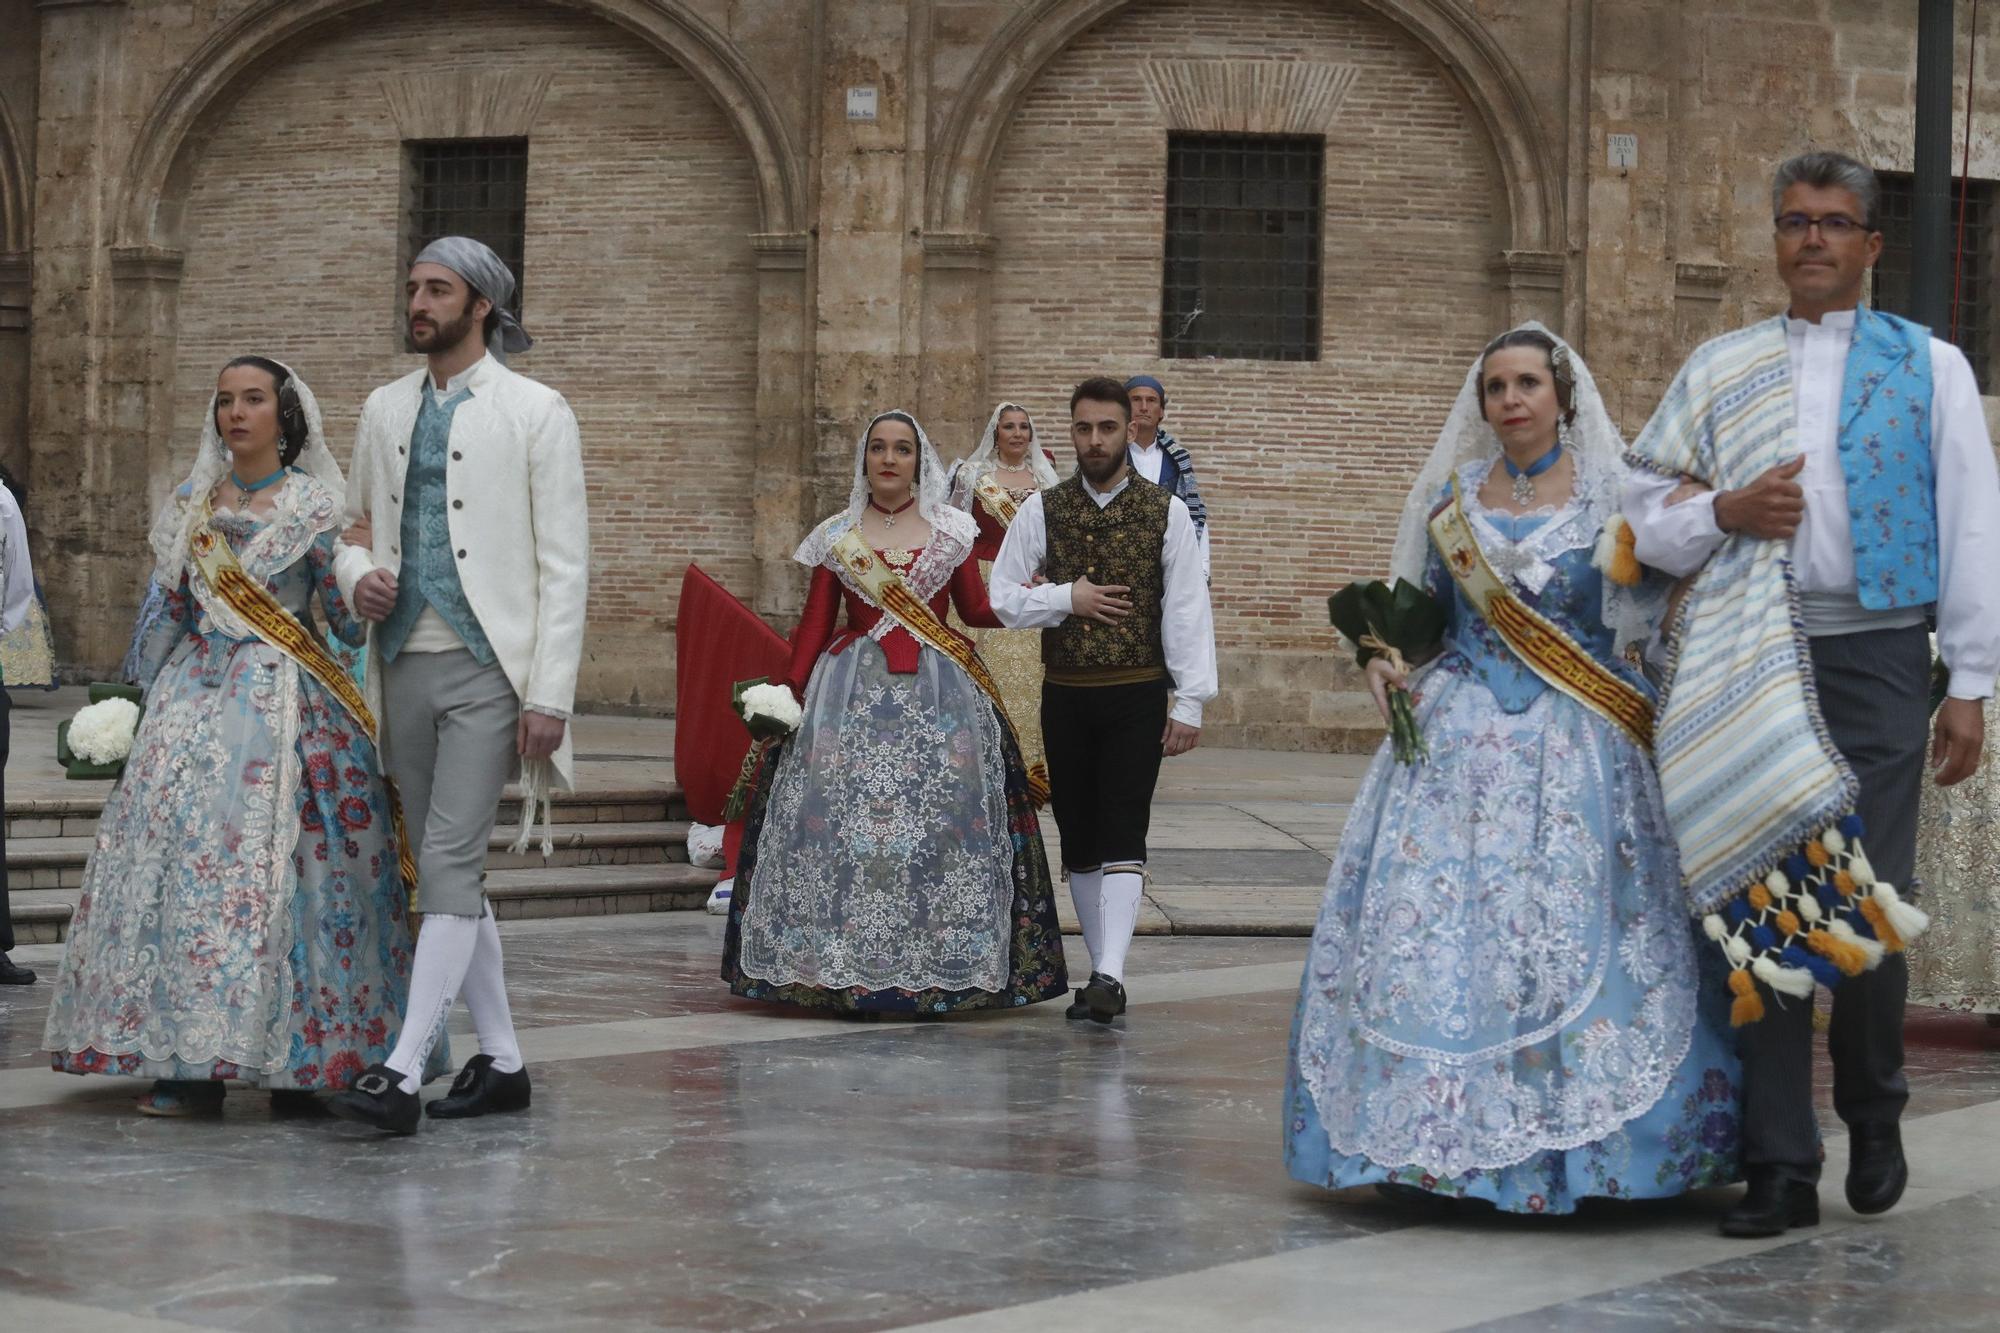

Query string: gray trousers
383 650 520 918
1736 624 1926 1177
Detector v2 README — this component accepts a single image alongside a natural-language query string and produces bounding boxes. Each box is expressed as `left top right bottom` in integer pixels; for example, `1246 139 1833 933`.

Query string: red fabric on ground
674 564 791 827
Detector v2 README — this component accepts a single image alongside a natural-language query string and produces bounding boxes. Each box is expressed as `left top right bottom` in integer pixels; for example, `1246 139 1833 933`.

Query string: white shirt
989 472 1218 727
1623 309 2000 700
0 489 34 636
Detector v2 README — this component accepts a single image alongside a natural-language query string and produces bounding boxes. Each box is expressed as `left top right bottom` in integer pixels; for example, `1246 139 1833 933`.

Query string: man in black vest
991 377 1217 1022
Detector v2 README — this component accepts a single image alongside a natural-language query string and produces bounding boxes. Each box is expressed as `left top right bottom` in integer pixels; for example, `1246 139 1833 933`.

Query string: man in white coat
329 236 588 1135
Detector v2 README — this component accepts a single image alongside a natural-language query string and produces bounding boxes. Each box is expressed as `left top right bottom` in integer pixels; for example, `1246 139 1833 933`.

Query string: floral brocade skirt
721 638 1067 1014
1284 662 1741 1213
43 635 444 1089
951 559 1048 798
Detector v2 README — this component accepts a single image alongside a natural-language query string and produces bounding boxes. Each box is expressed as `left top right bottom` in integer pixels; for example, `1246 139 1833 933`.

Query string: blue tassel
1783 853 1811 882
1814 884 1842 912
1780 944 1813 968
1802 954 1843 988
1752 924 1779 951
1840 814 1866 838
1847 911 1878 940
1727 897 1753 925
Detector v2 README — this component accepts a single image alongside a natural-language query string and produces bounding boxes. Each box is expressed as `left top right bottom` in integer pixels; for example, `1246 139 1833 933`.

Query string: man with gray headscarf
328 236 589 1135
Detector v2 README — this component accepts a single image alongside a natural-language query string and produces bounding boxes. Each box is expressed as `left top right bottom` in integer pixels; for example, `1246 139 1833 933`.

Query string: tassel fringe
508 757 557 858
1709 814 1924 1025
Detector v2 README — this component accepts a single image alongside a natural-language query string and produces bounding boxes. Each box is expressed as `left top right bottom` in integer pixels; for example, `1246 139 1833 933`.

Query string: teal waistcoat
378 383 496 664
1834 308 1937 610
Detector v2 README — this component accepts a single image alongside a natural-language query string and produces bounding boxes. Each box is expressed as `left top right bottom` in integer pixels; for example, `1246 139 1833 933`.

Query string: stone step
4 783 689 842
6 858 723 944
3 819 697 890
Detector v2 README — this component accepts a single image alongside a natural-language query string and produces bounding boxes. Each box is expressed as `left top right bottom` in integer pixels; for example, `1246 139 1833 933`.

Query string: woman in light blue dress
43 358 438 1116
1285 327 1740 1213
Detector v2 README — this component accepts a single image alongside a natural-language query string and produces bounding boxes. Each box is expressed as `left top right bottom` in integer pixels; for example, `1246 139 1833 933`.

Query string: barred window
402 139 529 315
1873 170 1995 392
1161 132 1324 361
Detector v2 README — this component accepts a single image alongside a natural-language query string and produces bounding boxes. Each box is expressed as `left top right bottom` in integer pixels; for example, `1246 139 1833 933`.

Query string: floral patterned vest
1836 307 1937 610
1041 472 1170 673
378 383 497 664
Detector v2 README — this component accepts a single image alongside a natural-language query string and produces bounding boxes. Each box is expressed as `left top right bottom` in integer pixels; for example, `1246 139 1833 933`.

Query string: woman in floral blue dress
1284 327 1741 1213
43 357 439 1115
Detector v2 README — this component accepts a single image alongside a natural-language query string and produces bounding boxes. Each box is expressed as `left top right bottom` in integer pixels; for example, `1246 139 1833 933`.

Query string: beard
406 298 480 354
1078 445 1128 486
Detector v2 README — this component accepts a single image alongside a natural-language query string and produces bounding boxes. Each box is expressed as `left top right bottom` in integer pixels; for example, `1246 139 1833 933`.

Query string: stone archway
926 0 1561 255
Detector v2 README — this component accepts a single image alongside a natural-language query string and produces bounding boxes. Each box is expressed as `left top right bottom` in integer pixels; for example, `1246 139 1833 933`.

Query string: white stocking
460 908 524 1074
1067 867 1104 972
384 913 480 1093
1096 868 1145 983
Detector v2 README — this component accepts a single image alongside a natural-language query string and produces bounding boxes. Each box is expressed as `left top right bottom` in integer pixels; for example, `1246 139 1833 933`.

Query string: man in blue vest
1123 375 1209 580
1626 151 2000 1238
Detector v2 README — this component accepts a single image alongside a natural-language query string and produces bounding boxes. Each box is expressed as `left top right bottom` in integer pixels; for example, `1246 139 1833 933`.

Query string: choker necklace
869 497 916 529
230 466 288 507
1502 443 1561 505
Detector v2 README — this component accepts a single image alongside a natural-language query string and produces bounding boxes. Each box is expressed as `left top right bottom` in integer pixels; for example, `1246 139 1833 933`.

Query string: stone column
917 231 994 463
28 0 130 671
1488 249 1568 332
0 251 28 482
751 231 813 620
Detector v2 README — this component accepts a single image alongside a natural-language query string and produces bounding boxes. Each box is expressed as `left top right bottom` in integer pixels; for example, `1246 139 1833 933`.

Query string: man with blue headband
329 236 590 1135
1123 375 1209 579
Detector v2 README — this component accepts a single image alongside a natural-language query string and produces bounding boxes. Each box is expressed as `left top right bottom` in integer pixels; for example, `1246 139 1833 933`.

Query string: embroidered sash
1427 482 1654 750
189 498 420 898
829 528 1051 805
972 473 1023 528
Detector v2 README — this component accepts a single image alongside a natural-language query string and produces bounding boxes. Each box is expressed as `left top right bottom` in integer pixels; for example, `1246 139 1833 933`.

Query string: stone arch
925 0 1561 253
114 0 806 252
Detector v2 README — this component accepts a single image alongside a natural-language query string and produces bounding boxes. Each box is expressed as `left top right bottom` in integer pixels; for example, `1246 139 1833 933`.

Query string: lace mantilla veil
950 401 1060 501
1388 321 1663 654
794 409 975 569
147 358 347 590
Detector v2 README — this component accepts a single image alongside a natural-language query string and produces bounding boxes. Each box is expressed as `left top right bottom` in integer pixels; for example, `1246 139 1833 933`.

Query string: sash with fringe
972 473 1023 528
828 528 1051 806
1628 316 1927 1024
1427 481 1654 750
189 498 421 903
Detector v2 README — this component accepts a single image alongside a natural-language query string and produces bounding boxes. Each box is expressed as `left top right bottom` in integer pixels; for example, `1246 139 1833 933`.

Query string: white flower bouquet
721 677 803 820
56 683 147 779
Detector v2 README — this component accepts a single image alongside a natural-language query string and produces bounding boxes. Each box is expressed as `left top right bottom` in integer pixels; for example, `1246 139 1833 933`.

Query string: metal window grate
1873 170 1993 391
1161 132 1323 361
405 139 529 313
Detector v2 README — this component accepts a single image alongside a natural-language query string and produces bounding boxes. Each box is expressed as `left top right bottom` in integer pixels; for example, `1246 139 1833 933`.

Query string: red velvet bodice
782 548 1002 693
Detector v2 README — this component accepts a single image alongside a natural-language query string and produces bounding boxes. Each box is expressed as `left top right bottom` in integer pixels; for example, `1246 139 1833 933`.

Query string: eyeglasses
1774 212 1870 239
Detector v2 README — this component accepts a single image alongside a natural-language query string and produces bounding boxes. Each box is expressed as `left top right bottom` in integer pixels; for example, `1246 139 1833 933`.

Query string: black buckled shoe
0 955 36 985
1064 988 1091 1021
327 1063 421 1136
1719 1169 1819 1238
1846 1121 1909 1215
425 1053 531 1120
1081 972 1127 1025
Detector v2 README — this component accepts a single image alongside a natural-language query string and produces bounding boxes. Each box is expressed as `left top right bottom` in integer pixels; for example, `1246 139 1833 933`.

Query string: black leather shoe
1720 1169 1819 1238
1064 988 1091 1021
327 1063 421 1135
0 955 36 985
1081 972 1127 1025
1846 1121 1909 1215
426 1054 531 1119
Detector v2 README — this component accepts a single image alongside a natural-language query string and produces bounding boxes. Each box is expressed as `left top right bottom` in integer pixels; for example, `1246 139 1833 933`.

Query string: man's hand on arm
353 569 398 622
1070 576 1131 625
1713 456 1807 540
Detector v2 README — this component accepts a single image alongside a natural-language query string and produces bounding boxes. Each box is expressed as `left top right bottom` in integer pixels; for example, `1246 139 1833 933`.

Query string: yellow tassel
1609 522 1643 587
1833 869 1858 897
1857 895 1905 952
1806 928 1867 977
1804 840 1830 869
1728 968 1765 1026
1748 882 1773 912
1775 909 1801 937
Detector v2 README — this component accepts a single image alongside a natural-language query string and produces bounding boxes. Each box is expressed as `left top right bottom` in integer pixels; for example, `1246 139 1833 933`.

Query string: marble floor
3 915 1999 1332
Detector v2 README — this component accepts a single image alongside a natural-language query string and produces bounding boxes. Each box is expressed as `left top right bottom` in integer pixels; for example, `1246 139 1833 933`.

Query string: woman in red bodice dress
946 401 1060 796
721 410 1069 1015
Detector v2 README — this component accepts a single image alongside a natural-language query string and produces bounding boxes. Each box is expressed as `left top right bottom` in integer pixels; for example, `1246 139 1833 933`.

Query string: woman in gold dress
947 402 1060 798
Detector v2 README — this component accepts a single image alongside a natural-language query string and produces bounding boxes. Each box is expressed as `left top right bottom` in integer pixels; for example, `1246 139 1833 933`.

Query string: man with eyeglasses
1623 151 2000 1239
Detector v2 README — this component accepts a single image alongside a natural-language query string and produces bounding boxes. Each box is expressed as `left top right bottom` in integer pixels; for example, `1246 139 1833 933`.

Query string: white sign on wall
847 87 878 122
1608 133 1638 171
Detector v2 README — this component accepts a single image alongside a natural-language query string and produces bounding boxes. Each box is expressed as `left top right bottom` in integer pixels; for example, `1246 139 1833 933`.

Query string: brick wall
985 0 1503 741
169 0 761 707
